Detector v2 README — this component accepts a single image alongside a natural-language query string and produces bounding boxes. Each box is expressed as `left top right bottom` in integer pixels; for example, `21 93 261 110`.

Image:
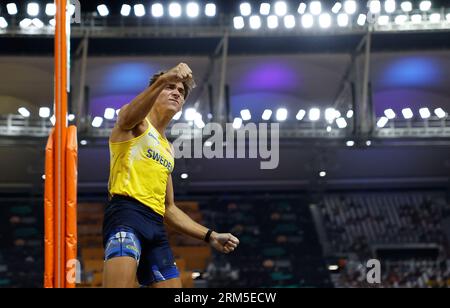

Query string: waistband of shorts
110 195 164 221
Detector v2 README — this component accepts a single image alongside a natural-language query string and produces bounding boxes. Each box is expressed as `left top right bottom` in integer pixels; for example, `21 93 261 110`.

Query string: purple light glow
235 62 302 93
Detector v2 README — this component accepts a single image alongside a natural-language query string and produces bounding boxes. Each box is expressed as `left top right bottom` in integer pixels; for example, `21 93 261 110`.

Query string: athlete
103 63 239 288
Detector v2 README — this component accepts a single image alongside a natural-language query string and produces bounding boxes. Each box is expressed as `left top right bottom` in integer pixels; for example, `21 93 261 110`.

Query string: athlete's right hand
162 63 195 88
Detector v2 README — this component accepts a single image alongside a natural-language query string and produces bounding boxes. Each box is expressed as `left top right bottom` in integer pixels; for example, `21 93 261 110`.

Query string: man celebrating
103 63 239 288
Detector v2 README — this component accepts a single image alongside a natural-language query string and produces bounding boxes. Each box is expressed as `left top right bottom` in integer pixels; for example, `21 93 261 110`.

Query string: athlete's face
154 81 185 117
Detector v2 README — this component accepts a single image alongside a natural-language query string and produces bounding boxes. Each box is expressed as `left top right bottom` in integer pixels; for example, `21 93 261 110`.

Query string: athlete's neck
147 111 171 138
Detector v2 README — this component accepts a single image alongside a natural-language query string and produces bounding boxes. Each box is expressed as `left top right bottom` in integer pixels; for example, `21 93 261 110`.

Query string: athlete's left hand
209 232 240 254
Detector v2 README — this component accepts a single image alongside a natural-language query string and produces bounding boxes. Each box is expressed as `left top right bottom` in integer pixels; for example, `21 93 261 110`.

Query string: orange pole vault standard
54 0 68 288
44 0 78 288
44 130 55 288
65 126 78 288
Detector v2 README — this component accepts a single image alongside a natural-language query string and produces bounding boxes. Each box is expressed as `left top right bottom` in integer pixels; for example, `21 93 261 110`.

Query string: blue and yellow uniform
103 118 179 285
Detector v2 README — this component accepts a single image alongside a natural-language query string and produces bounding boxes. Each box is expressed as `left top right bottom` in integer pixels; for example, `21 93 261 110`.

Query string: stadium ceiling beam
2 25 450 39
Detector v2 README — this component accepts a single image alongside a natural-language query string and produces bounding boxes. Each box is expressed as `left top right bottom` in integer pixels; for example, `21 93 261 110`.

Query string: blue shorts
103 195 179 286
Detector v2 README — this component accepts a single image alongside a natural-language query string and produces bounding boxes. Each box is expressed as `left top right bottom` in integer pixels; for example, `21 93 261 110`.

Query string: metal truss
1 13 450 39
1 115 449 141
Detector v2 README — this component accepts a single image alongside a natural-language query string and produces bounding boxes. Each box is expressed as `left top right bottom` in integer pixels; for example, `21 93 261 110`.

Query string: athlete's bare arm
110 63 193 142
164 175 239 254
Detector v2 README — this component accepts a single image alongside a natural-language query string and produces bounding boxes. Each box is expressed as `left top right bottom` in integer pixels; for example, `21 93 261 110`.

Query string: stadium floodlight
446 13 450 22
274 1 288 17
134 4 146 17
240 109 251 121
18 107 31 118
97 4 109 17
68 4 76 16
378 15 390 26
395 15 408 25
68 114 75 121
173 111 182 120
429 13 441 23
344 1 357 15
400 1 413 12
45 3 56 16
240 3 252 16
249 15 261 29
262 109 272 120
402 108 414 119
419 1 432 12
120 4 131 16
419 107 431 119
346 140 355 147
319 13 332 28
186 2 200 18
296 109 306 120
302 13 314 28
434 108 446 119
194 114 205 128
384 109 396 119
310 1 322 15
336 117 348 128
284 15 296 28
309 108 321 121
385 0 396 14
20 18 33 28
27 3 39 16
49 18 56 27
337 13 349 27
233 16 245 29
233 117 243 129
169 2 182 18
104 108 115 120
32 18 44 28
276 108 288 121
346 110 354 118
39 107 50 118
332 2 342 14
260 3 271 15
369 1 381 14
184 108 197 121
377 116 389 128
325 108 337 122
92 117 103 128
320 171 327 177
357 13 367 26
411 14 422 23
205 3 216 17
0 17 8 29
267 15 279 29
6 3 18 15
298 3 307 14
151 3 164 17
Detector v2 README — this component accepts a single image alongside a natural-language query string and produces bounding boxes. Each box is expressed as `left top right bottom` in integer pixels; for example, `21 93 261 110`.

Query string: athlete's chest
136 128 174 172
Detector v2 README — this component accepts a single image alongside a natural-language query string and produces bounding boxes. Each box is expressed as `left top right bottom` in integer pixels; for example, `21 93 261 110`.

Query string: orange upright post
44 130 55 288
54 0 68 288
45 0 78 289
65 126 78 288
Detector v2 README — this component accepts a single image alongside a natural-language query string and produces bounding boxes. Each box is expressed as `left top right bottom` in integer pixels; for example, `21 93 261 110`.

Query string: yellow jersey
108 118 174 216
